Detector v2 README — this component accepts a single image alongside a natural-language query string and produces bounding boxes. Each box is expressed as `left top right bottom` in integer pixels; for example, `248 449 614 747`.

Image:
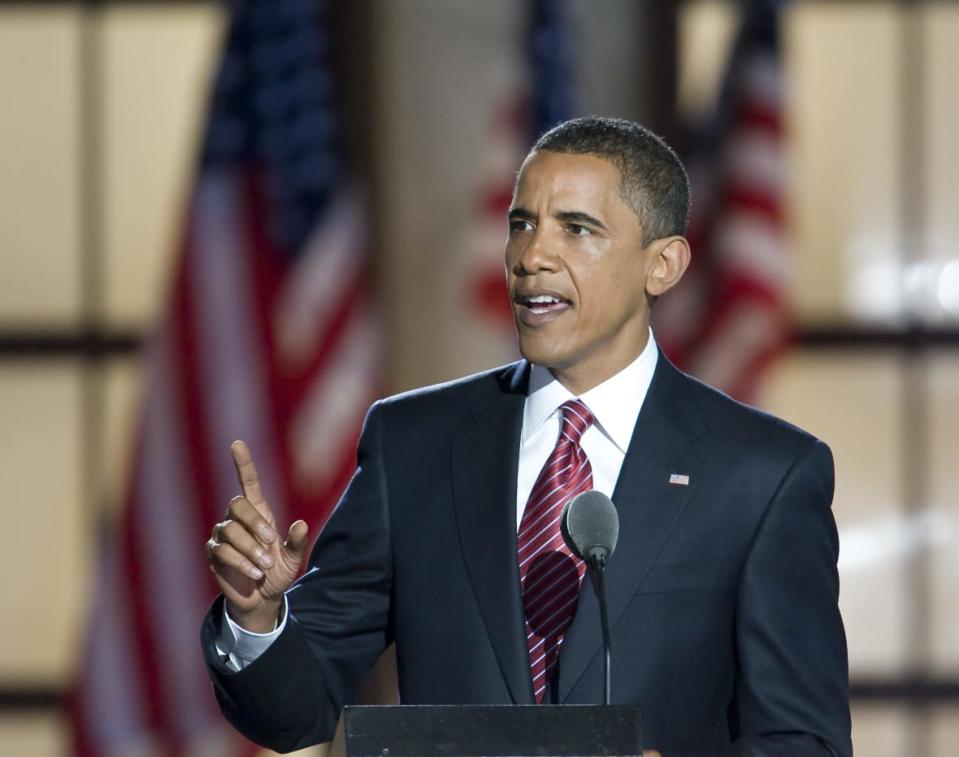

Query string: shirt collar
523 329 659 453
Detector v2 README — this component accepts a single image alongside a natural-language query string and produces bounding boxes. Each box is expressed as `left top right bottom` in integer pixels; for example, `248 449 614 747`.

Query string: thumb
284 519 310 560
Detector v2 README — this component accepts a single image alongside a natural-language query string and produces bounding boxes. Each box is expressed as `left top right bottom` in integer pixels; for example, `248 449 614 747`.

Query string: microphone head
562 490 620 566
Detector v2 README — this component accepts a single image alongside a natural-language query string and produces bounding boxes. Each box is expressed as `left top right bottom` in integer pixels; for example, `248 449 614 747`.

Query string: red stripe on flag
725 185 783 225
484 183 516 217
736 100 782 134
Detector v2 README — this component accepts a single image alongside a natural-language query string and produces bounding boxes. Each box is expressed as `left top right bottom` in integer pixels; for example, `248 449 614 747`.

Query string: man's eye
509 219 533 233
567 223 590 236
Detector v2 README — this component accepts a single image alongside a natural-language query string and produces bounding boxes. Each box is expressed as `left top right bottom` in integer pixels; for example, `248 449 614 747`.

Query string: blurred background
1 0 957 754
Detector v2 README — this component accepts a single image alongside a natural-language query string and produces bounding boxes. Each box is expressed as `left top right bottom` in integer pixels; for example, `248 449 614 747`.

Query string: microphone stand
587 550 612 706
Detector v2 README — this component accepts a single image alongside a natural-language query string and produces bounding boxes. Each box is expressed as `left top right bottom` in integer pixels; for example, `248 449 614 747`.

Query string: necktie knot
559 399 593 446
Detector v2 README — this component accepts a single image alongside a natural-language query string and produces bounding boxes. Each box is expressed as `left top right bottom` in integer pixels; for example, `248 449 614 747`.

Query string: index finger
231 440 267 512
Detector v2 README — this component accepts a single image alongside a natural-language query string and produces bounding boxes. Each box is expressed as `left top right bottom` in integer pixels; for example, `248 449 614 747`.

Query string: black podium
342 704 644 756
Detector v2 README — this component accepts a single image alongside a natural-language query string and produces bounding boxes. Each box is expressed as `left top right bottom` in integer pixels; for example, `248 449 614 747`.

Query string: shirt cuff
214 596 288 671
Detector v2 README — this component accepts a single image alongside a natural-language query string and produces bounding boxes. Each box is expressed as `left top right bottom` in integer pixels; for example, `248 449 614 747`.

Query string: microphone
563 490 619 706
563 490 619 569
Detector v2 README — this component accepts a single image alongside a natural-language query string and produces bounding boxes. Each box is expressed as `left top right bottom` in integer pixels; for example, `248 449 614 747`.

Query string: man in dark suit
202 117 852 756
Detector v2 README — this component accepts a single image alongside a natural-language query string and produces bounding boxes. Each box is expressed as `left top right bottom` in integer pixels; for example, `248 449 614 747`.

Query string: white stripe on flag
81 541 154 756
715 213 788 288
193 172 289 525
725 129 785 197
274 187 367 368
135 333 222 740
688 301 783 390
290 307 380 491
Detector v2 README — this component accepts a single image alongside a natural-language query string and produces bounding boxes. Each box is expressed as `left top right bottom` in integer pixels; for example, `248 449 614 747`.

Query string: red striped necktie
517 398 594 703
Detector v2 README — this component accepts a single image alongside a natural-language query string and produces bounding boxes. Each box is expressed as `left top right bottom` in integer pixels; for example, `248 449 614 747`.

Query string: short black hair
531 116 690 246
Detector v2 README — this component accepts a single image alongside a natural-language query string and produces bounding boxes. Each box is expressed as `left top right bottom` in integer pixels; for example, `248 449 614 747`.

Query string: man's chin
516 335 566 369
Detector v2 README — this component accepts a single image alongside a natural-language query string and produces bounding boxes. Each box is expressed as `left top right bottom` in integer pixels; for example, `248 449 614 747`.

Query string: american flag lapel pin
669 473 690 486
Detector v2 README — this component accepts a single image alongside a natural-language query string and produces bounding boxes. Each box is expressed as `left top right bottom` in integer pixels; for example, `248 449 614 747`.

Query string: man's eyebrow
507 207 534 221
556 210 608 231
507 207 608 232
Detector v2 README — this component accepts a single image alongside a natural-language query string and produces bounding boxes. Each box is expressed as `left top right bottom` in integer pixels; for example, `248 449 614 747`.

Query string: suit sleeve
731 439 852 757
200 402 393 752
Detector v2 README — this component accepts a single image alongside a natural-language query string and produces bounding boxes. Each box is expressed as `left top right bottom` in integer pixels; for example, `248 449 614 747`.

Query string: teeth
527 294 560 304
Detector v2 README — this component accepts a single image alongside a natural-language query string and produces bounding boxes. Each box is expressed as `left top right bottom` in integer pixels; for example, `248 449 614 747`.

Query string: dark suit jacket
202 353 852 756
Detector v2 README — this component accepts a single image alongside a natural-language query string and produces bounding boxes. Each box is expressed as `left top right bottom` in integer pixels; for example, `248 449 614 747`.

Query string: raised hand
205 440 310 632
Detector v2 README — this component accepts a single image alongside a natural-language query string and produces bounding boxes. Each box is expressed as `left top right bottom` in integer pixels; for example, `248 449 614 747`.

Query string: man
202 117 852 756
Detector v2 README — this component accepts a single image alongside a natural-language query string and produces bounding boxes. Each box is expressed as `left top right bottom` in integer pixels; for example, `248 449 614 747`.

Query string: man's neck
547 340 652 396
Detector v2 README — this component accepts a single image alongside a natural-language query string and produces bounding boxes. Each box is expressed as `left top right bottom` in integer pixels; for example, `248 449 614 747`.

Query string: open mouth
514 292 572 321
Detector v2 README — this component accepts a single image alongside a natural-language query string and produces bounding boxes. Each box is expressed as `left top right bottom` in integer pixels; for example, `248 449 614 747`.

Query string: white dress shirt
516 329 658 527
220 331 659 669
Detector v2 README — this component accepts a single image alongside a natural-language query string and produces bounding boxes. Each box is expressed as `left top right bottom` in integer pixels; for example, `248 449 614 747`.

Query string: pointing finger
231 440 267 513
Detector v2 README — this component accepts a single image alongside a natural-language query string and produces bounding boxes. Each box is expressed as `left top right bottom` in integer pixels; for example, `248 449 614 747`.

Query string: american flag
70 1 379 753
654 0 790 401
466 0 574 357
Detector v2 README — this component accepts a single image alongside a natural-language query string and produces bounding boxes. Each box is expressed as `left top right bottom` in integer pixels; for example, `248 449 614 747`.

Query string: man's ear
645 236 691 297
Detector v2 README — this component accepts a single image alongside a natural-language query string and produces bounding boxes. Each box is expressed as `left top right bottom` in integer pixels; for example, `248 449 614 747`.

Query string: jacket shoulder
669 361 826 459
370 361 526 421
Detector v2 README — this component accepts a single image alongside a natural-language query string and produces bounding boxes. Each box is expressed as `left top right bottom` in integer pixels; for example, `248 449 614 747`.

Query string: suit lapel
451 361 534 704
558 354 708 702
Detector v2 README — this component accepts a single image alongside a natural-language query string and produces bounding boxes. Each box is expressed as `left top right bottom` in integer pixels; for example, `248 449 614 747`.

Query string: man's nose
513 227 558 275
